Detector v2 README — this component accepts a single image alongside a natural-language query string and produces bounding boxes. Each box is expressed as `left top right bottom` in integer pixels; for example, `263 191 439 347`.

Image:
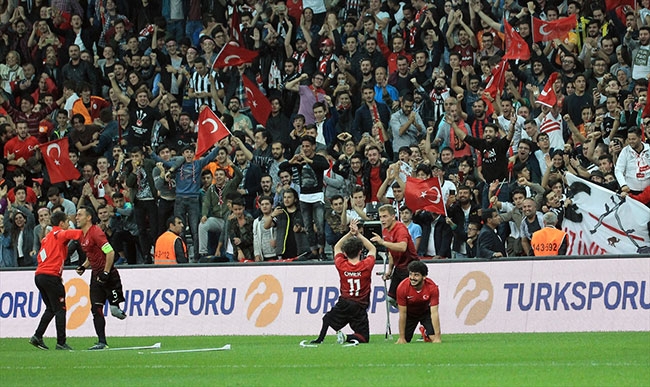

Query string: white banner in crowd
563 174 650 255
1 258 648 338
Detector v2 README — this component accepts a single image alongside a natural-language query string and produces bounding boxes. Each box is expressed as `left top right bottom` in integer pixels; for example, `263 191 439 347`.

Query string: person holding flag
151 106 231 262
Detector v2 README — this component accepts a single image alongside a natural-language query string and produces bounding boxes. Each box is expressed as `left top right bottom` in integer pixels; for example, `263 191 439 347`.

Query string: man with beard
395 260 441 344
315 38 338 78
167 112 196 153
362 145 390 203
476 208 506 258
616 126 650 195
334 90 355 135
388 56 414 94
285 21 316 75
364 37 387 70
390 94 425 155
411 51 432 92
232 140 262 214
227 97 253 137
433 102 472 160
359 58 375 87
279 58 301 117
268 141 287 188
62 44 100 95
109 76 167 150
428 72 451 125
446 11 477 68
467 98 492 140
451 120 515 207
355 85 391 142
446 185 481 259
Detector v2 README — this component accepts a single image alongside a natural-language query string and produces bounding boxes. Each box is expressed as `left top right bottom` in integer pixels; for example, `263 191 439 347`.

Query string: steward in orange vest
154 216 188 264
531 212 567 256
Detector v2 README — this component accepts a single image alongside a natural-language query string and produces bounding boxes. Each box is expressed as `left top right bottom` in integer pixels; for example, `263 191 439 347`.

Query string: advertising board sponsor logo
454 271 493 325
65 278 90 329
245 275 283 327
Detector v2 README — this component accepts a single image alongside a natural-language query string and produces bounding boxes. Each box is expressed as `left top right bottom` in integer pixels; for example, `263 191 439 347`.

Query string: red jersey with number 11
335 253 376 308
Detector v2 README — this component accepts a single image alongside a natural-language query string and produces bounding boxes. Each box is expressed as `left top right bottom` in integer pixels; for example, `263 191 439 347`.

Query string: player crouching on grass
396 261 442 344
75 206 127 350
310 219 376 344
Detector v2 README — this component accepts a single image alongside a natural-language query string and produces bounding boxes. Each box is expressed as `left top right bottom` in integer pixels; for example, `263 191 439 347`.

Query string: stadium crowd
0 0 648 266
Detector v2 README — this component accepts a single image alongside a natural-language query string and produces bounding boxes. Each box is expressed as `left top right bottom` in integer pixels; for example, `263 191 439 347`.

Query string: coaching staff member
371 204 419 306
396 260 442 344
30 211 83 350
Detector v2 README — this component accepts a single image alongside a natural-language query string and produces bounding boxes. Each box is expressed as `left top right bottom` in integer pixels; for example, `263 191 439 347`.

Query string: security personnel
154 216 188 264
531 212 567 256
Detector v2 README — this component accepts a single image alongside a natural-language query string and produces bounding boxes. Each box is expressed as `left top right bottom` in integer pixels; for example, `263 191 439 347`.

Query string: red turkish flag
195 107 231 159
531 15 578 43
404 176 446 216
41 138 81 184
503 19 530 61
535 72 559 108
213 41 258 69
242 76 272 126
484 59 509 99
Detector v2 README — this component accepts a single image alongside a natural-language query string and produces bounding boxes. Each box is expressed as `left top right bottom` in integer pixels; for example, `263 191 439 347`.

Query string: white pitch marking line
151 344 231 354
109 342 161 351
299 340 318 348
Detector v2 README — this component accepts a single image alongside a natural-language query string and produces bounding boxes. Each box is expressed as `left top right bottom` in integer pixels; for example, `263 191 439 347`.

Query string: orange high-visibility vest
531 227 567 256
154 231 187 264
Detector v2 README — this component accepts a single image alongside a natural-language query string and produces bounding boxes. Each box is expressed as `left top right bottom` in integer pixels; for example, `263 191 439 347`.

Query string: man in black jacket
446 185 482 259
476 208 506 259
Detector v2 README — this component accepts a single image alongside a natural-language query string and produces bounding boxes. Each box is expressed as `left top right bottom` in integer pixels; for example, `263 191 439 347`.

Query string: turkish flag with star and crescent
195 107 231 159
404 176 446 216
531 15 577 43
212 42 258 69
41 138 81 184
535 72 559 108
503 19 530 61
242 76 272 126
484 59 509 99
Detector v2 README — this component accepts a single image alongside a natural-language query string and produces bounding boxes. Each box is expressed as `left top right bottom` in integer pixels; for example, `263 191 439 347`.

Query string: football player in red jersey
75 206 126 350
310 219 376 344
396 260 442 344
29 211 83 350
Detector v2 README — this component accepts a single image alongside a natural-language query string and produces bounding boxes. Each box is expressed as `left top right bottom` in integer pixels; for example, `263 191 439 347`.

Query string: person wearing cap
315 37 338 78
530 212 568 256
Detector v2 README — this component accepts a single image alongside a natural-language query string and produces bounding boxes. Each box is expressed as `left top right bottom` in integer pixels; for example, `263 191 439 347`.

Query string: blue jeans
185 20 203 47
175 196 200 260
166 19 185 44
300 200 324 252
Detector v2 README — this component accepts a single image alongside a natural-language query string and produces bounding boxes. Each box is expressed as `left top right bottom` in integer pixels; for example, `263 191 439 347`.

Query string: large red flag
404 176 446 215
213 41 258 69
41 138 81 184
195 107 231 159
242 76 272 126
503 19 530 61
484 59 509 99
535 72 559 108
531 15 578 42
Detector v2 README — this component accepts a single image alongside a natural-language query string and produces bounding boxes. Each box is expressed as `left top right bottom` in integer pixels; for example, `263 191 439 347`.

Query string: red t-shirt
383 221 418 270
4 135 39 171
35 227 83 277
369 165 382 202
80 224 112 275
396 277 439 316
7 187 37 204
335 253 376 307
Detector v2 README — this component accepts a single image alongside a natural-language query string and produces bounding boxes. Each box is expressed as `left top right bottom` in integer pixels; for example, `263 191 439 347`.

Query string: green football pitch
1 332 648 386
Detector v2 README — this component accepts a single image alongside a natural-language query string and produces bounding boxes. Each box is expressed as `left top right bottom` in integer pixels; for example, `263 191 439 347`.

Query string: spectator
476 208 506 259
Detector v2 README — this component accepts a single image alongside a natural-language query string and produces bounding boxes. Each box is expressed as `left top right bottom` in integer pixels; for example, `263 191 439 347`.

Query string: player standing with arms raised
75 206 127 350
29 211 83 350
396 260 442 344
310 219 376 344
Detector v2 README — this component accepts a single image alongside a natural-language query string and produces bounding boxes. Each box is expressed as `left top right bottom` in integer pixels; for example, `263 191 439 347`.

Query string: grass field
1 332 648 386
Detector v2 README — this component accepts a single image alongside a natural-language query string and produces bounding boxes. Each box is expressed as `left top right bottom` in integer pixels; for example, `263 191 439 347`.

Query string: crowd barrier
0 256 648 338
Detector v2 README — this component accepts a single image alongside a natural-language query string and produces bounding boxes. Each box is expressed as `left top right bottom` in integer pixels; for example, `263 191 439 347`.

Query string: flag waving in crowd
535 72 559 108
41 139 80 184
531 15 578 43
404 176 446 216
242 76 272 126
503 19 530 61
195 107 231 158
213 42 258 69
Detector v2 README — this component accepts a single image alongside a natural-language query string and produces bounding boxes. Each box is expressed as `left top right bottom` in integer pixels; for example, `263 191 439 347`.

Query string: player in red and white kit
310 219 376 344
29 211 83 350
371 204 419 307
396 260 441 343
75 206 126 350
